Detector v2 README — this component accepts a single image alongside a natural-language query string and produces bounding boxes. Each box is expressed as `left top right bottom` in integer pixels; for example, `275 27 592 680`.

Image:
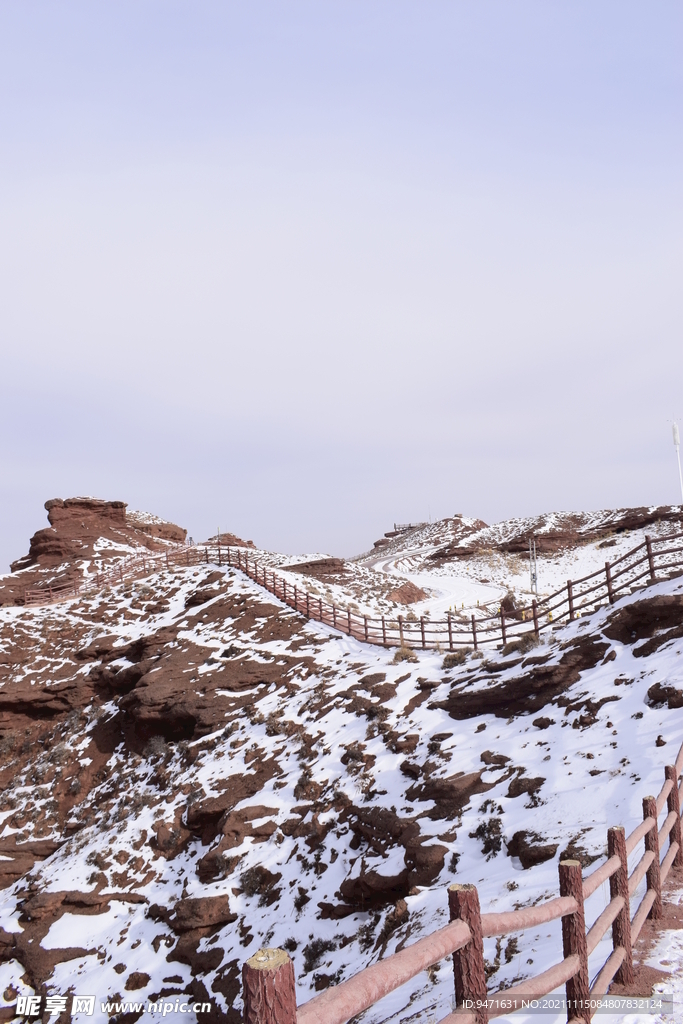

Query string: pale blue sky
1 2 681 567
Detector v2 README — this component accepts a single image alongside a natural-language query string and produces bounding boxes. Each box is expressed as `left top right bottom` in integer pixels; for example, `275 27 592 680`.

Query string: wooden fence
241 742 683 1024
23 531 683 653
20 541 683 1019
23 545 203 606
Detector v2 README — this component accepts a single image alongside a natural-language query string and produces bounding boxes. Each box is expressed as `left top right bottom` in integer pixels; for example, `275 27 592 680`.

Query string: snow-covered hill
1 509 683 1022
349 507 683 623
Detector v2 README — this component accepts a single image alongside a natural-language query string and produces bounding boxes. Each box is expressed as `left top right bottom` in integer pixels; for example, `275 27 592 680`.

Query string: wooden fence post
646 535 656 580
532 599 539 635
347 609 352 635
228 547 232 566
420 616 426 649
364 616 368 641
205 547 209 564
607 826 633 985
382 616 387 646
448 883 487 1024
293 585 297 611
332 605 337 628
558 859 590 1024
664 765 683 867
306 593 310 618
242 947 296 1024
49 584 53 600
218 541 221 566
643 795 663 919
398 615 404 647
447 611 453 650
471 615 477 651
283 580 287 604
166 551 169 569
186 549 189 566
500 610 506 645
605 561 614 604
318 598 323 621
567 580 574 620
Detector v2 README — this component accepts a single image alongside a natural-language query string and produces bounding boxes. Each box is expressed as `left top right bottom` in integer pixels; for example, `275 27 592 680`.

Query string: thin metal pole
675 425 683 503
533 537 538 596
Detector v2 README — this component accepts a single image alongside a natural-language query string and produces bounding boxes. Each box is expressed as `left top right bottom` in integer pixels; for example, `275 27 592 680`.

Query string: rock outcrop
10 498 186 573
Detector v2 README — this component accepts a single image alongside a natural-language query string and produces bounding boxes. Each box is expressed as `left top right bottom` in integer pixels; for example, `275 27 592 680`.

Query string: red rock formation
1 498 189 606
389 581 427 605
204 532 256 549
9 497 187 573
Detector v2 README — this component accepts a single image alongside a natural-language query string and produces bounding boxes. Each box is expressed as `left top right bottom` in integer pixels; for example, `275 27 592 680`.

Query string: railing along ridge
241 742 683 1024
20 542 683 1018
23 546 184 606
23 531 683 652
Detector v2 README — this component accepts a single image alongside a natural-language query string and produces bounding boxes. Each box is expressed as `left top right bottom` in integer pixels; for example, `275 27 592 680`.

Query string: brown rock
647 684 683 710
506 775 545 799
185 764 281 844
406 770 494 821
335 805 448 910
169 895 237 934
507 831 558 868
434 634 609 720
125 972 151 990
388 581 427 605
285 558 347 578
603 595 683 650
480 751 511 766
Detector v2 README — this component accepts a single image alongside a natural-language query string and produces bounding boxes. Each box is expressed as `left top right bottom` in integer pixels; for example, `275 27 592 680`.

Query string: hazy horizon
2 2 681 571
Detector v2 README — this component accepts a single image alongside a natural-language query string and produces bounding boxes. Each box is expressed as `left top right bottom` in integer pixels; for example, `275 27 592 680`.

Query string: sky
1 1 681 569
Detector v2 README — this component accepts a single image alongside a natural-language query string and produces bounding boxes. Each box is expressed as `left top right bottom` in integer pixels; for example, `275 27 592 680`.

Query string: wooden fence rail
241 741 683 1024
23 529 683 653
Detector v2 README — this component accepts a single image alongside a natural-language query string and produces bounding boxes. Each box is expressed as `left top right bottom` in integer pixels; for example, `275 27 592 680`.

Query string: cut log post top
242 947 296 1024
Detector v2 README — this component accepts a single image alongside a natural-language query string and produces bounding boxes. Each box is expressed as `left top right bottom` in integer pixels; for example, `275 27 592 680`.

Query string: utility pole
529 535 538 597
674 423 683 505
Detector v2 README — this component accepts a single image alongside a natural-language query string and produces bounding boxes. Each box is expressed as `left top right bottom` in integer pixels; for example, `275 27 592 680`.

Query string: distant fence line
23 532 683 651
21 543 683 1020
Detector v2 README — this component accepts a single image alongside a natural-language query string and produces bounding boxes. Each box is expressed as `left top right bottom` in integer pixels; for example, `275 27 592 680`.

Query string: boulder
507 831 558 869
